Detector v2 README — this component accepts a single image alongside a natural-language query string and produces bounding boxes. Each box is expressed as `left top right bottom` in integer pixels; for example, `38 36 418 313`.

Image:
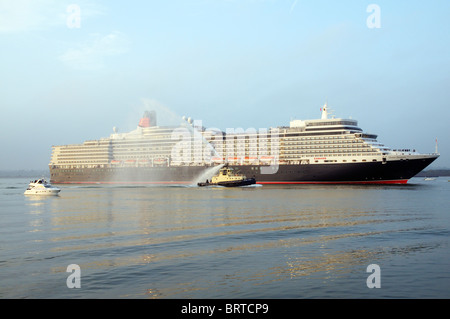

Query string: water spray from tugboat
191 164 225 186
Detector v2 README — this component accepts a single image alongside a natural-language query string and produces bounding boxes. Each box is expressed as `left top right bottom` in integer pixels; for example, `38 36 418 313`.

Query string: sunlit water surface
1 177 449 298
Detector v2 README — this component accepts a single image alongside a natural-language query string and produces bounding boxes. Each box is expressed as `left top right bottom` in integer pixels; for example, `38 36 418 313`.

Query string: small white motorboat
24 179 60 195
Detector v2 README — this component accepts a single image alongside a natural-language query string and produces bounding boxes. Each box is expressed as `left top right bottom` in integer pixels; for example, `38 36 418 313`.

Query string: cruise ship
49 104 439 184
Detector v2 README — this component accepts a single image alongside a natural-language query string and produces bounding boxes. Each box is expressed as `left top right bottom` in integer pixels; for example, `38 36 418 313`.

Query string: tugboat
198 165 256 187
24 179 61 195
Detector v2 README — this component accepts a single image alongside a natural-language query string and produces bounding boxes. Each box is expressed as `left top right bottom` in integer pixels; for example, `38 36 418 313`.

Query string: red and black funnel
138 111 156 127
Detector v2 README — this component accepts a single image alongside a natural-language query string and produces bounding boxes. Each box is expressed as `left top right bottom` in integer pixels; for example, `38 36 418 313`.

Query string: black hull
237 156 438 184
50 156 438 185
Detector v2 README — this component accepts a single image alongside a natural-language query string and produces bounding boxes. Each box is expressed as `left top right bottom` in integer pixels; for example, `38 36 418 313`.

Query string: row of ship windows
55 160 110 163
55 155 110 158
54 167 191 172
280 148 376 154
305 121 357 127
112 136 280 144
52 156 381 171
56 138 366 152
282 152 380 157
53 144 370 156
60 135 339 149
55 150 111 154
110 142 368 149
55 153 109 157
113 148 277 152
283 135 360 140
54 148 373 161
53 163 109 166
55 145 349 155
56 144 377 156
283 140 365 145
54 151 381 164
59 147 110 151
283 144 366 149
283 149 377 153
58 133 371 144
54 153 382 165
57 141 371 153
55 145 372 156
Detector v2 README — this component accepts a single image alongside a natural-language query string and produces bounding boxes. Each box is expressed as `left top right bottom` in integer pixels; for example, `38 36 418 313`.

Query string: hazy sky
1 0 449 170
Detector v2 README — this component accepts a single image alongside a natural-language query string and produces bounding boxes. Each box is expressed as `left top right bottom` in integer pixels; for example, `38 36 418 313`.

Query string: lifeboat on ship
153 158 168 165
211 157 224 164
245 156 258 164
259 156 274 164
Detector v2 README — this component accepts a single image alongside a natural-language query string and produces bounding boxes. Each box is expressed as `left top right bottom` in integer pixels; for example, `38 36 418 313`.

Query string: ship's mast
321 102 328 120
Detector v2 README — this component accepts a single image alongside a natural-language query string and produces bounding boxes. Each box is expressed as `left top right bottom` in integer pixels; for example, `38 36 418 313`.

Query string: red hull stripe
54 179 408 185
257 180 408 185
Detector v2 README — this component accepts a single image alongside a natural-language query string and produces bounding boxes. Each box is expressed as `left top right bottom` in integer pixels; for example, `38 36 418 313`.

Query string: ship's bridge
289 103 362 134
290 117 362 133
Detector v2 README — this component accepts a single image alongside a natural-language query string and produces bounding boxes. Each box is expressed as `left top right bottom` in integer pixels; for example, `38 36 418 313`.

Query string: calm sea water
1 176 449 299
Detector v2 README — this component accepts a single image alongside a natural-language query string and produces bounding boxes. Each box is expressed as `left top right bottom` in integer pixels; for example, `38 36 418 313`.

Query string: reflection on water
1 177 449 298
282 238 441 280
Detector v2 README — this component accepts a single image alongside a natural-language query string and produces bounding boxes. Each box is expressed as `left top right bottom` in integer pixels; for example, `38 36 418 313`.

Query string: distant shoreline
415 169 450 177
0 170 49 178
1 168 449 178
